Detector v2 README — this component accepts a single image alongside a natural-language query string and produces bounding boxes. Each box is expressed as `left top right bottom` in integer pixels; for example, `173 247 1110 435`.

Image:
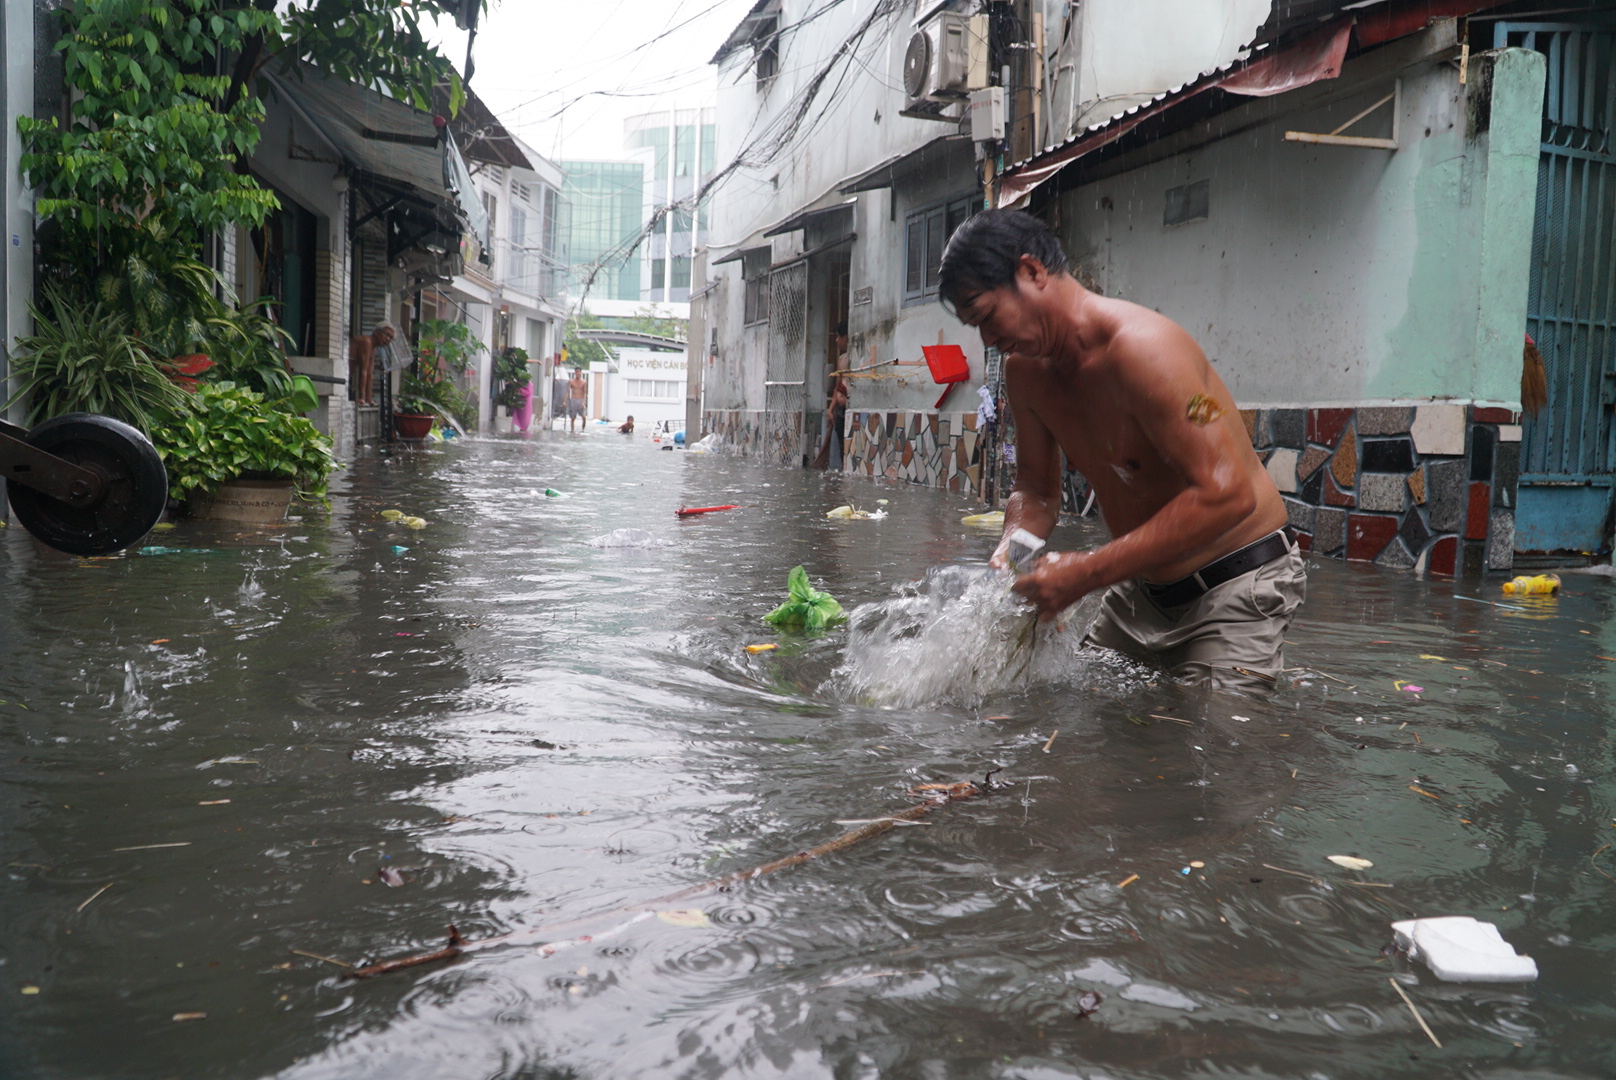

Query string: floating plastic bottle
1501 573 1560 595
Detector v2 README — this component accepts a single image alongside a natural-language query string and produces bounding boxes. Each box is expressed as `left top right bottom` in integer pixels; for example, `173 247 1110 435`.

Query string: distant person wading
566 369 588 432
940 210 1304 694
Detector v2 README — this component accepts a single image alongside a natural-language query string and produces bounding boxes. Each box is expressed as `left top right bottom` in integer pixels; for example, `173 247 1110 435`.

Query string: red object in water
394 412 434 440
921 344 970 385
676 504 740 518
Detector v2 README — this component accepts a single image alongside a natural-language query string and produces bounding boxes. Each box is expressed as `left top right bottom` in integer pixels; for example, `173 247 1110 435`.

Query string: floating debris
1328 855 1375 870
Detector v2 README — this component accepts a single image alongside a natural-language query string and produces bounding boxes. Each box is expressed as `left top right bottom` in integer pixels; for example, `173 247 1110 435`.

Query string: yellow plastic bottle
1501 573 1561 595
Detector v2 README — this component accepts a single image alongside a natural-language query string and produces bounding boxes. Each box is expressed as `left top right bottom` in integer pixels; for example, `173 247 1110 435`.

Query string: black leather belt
1141 529 1293 608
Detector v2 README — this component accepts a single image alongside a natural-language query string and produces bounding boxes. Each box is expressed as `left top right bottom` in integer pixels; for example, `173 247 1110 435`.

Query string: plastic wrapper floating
763 566 844 630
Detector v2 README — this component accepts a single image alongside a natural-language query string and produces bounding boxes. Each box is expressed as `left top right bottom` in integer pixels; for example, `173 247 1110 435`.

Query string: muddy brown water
1 431 1612 1079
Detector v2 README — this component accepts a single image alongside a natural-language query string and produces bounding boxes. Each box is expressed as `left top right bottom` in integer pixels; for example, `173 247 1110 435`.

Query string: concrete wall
1053 45 1545 411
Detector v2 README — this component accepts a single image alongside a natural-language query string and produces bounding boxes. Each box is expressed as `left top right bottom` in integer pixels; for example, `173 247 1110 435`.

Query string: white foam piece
1391 917 1538 982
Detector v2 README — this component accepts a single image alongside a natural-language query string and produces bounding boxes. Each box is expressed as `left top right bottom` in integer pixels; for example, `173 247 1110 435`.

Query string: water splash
833 565 1105 707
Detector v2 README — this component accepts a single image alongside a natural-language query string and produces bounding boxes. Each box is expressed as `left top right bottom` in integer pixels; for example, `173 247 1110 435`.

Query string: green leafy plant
4 288 192 430
397 371 474 427
493 346 531 410
19 0 470 406
416 319 486 378
151 382 334 502
763 566 845 631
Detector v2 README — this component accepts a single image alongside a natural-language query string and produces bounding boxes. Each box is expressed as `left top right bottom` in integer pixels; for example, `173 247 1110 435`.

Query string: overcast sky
430 0 758 165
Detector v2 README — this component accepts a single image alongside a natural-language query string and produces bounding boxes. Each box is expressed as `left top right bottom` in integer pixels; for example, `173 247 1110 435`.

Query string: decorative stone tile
1283 497 1315 534
1357 407 1413 435
1462 540 1487 576
1294 532 1313 552
1297 445 1332 480
1361 438 1414 473
1493 443 1519 507
966 464 981 488
1306 408 1353 447
928 414 938 437
962 429 978 461
963 413 977 431
1470 426 1496 481
1375 538 1416 569
1324 473 1355 507
1347 514 1401 561
1407 468 1426 505
1266 448 1299 493
1314 507 1346 554
1253 410 1273 449
1399 506 1431 554
1240 409 1258 442
1357 473 1406 512
1473 406 1516 423
1488 509 1515 569
902 442 913 467
1300 468 1325 506
1497 424 1522 442
1258 449 1273 465
1465 482 1491 540
1271 409 1305 449
955 439 968 470
1426 459 1467 531
884 413 896 436
1410 404 1467 456
1331 427 1357 489
938 420 951 441
1427 535 1458 576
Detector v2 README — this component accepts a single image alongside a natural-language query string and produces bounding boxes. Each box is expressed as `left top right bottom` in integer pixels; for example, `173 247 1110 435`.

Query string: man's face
951 256 1049 358
375 328 395 346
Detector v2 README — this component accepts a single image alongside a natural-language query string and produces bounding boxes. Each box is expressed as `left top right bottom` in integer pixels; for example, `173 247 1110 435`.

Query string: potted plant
493 346 532 413
394 371 439 439
151 382 334 523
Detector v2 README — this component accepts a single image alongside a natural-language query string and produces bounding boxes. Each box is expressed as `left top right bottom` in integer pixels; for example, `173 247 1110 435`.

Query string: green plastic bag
763 565 844 630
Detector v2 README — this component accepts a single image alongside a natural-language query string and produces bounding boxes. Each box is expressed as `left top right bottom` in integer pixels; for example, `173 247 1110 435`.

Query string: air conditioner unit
902 12 987 109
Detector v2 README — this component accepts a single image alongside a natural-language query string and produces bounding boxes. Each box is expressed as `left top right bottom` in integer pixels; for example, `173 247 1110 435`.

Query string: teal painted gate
1497 22 1616 554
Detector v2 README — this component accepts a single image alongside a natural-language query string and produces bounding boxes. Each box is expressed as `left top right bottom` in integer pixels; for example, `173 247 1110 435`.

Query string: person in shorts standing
566 368 588 432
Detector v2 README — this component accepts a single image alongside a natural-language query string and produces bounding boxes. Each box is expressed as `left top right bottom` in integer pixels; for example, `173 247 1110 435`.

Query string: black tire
6 413 168 556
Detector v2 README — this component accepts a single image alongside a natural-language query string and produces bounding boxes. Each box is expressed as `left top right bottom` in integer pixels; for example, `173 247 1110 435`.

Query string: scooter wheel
6 413 168 556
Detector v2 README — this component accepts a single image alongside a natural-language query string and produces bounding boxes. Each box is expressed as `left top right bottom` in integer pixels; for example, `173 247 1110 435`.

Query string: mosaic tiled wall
843 409 986 493
704 401 1521 576
1251 404 1520 575
703 409 802 466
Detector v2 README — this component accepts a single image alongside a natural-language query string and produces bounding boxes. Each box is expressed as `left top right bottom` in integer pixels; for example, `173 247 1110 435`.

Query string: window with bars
904 194 976 305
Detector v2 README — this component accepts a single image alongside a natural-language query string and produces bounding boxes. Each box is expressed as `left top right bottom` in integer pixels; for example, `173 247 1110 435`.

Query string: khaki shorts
1084 545 1306 694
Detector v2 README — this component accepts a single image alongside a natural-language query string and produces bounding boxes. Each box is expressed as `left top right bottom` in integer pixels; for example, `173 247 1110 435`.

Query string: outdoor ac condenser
902 12 988 110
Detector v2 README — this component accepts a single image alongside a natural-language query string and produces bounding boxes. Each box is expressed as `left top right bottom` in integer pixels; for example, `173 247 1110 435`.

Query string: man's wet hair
938 209 1069 311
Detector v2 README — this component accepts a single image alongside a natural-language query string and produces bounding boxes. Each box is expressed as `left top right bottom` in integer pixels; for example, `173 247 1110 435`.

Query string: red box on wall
922 345 970 384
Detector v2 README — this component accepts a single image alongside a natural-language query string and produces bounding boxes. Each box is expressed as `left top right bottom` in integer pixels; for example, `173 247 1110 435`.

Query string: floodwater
1 430 1613 1080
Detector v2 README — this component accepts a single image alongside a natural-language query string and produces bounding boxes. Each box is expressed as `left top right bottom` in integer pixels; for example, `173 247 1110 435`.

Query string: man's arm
1013 325 1258 614
989 358 1062 569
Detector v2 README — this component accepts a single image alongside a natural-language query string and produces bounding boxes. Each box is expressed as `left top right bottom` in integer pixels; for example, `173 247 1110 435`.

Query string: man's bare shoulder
1090 298 1206 379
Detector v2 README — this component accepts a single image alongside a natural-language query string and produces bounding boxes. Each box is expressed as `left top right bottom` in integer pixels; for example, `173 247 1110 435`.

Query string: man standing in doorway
348 324 395 406
566 368 588 432
939 211 1303 693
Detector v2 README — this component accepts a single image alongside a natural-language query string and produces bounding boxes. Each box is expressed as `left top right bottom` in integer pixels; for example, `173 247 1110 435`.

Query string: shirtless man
939 210 1302 692
347 325 395 406
565 369 588 432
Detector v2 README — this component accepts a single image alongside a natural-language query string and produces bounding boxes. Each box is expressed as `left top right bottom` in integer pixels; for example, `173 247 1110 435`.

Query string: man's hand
1012 550 1099 620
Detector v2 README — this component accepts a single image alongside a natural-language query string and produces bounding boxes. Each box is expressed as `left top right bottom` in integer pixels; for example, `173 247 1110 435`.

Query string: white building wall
604 348 688 428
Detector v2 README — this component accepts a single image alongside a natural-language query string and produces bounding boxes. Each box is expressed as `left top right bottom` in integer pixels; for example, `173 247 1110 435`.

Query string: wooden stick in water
346 776 996 979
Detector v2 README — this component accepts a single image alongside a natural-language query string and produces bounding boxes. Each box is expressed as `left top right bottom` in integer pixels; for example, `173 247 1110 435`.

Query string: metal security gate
764 261 809 465
1500 22 1616 553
